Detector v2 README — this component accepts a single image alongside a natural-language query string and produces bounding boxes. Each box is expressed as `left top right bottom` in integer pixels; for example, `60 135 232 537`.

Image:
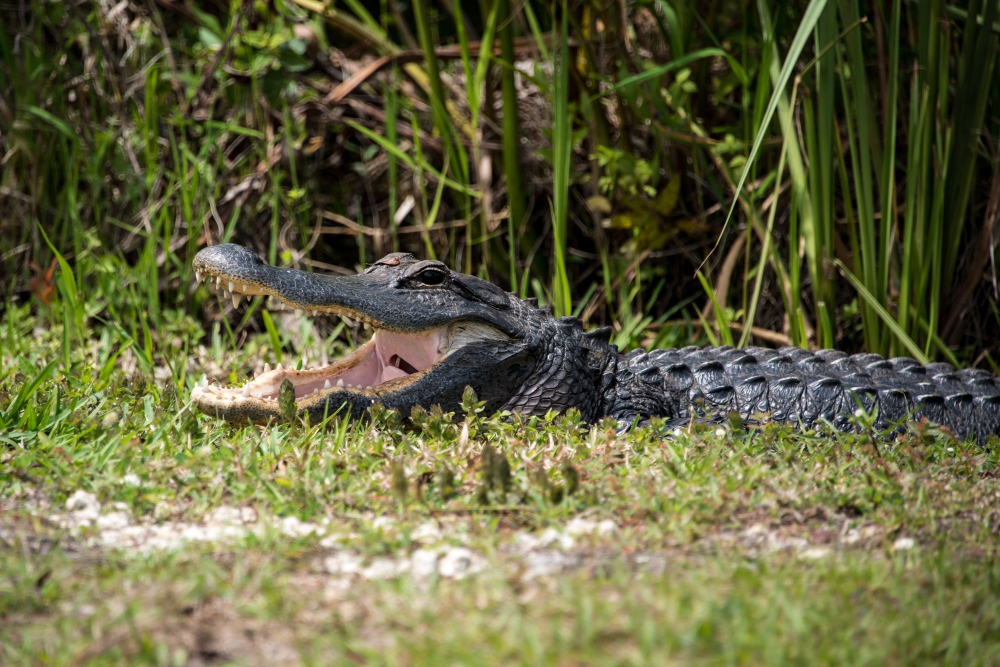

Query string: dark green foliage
3 0 1000 371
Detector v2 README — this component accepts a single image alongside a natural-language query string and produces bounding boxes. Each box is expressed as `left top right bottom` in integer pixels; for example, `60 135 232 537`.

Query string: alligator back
609 345 1000 443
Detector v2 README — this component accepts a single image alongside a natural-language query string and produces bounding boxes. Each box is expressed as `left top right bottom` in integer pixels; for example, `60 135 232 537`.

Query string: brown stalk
323 36 580 105
647 320 794 347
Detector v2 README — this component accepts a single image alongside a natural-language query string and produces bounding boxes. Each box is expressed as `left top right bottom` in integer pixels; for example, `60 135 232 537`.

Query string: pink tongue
381 365 409 382
374 330 442 381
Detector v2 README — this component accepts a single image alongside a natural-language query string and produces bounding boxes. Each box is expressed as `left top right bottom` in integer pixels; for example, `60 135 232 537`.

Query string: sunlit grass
3 308 1000 663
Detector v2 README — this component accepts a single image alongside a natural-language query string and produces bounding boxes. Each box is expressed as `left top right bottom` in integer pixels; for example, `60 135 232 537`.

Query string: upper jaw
191 244 526 337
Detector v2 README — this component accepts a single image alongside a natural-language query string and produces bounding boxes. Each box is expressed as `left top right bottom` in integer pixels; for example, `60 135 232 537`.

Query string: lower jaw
191 333 443 421
191 322 513 422
191 370 422 424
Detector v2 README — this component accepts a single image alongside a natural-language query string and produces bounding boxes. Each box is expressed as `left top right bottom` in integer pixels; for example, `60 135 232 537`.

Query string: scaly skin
190 244 1000 444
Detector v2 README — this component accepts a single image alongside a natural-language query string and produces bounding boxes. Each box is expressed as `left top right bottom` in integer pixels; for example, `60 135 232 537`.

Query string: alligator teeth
324 380 331 389
365 385 372 390
216 276 222 288
313 309 319 316
336 379 344 387
228 281 235 293
264 363 271 373
194 271 201 282
232 294 241 308
199 374 208 387
363 322 371 330
295 308 303 317
276 363 283 371
346 383 353 388
241 385 250 397
313 388 319 395
344 316 355 326
243 284 248 292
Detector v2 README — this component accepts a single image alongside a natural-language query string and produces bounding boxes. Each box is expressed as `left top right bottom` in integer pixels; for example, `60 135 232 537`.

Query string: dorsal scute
585 326 613 343
556 316 581 330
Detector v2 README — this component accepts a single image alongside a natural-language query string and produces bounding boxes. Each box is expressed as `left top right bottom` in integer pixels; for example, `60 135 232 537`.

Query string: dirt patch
157 597 303 667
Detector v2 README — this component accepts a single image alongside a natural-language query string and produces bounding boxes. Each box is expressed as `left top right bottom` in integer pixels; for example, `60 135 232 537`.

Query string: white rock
799 547 831 560
121 473 141 487
411 522 443 543
538 528 576 550
438 547 483 579
96 512 130 531
278 516 325 538
893 537 916 551
843 525 880 545
566 517 617 538
409 548 440 580
523 550 568 579
362 557 407 580
65 491 100 524
323 552 364 575
207 506 257 525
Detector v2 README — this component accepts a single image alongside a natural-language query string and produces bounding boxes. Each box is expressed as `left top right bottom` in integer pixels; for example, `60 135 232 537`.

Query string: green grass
3 306 1000 664
4 1 1000 663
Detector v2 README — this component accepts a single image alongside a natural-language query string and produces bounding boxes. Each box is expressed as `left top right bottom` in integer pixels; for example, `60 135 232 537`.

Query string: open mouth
188 271 509 415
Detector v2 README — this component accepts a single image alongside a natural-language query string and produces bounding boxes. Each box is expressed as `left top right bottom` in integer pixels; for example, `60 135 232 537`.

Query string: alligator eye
416 269 446 285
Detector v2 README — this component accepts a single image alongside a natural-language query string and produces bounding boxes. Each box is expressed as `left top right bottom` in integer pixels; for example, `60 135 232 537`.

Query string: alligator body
191 244 1000 444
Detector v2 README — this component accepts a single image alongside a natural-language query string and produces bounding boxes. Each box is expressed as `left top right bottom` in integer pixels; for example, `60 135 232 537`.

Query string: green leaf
23 106 80 150
834 259 930 364
712 0 830 258
653 174 681 216
279 379 296 421
198 27 222 49
1 361 56 428
608 48 742 94
262 310 283 365
344 121 480 198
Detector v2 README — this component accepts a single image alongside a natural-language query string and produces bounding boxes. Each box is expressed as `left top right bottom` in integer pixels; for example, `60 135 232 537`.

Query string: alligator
190 244 1000 444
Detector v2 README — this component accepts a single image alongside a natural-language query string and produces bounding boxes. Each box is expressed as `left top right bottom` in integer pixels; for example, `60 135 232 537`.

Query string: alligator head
190 244 615 424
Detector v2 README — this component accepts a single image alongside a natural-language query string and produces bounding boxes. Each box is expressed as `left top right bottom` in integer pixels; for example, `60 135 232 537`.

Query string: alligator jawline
189 288 511 415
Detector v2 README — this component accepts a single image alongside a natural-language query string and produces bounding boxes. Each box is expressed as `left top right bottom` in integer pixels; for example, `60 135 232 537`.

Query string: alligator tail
612 345 1000 444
